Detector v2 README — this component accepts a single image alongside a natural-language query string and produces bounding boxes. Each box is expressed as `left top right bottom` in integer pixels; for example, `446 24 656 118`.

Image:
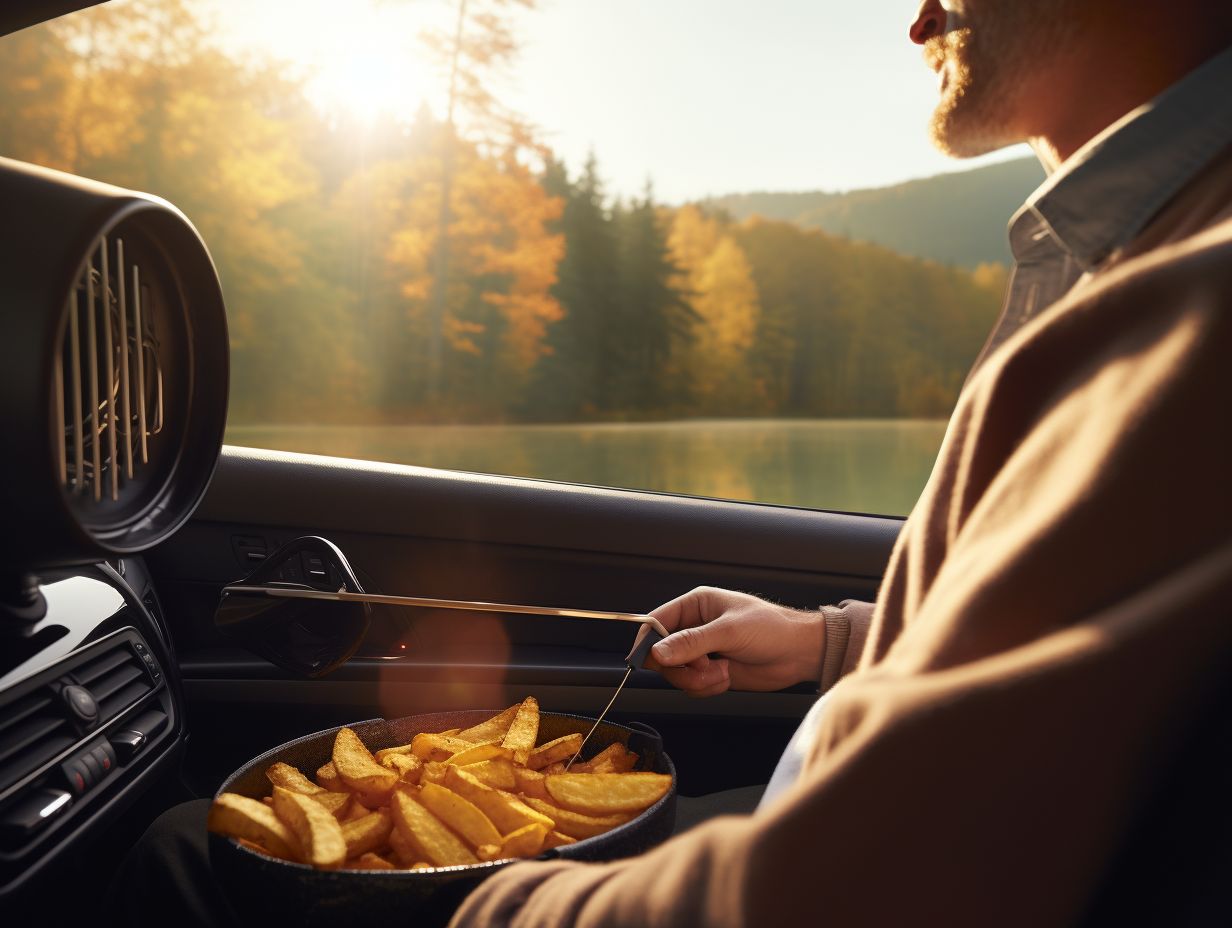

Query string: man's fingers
651 619 740 668
654 655 729 695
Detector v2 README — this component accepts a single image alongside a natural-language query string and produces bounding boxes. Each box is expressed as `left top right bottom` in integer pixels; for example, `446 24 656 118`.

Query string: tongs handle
624 626 666 671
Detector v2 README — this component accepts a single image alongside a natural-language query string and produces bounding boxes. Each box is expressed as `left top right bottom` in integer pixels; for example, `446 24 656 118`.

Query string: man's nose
909 0 948 45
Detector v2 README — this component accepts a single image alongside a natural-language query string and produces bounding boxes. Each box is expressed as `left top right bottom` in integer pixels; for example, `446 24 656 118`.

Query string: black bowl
209 709 677 927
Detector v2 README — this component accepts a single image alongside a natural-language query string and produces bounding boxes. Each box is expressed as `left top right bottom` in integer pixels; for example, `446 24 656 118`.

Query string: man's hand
644 587 825 697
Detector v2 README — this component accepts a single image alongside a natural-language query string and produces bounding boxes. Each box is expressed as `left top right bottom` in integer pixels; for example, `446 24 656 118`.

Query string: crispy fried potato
545 772 671 816
316 761 345 791
512 766 549 801
418 782 502 848
374 742 417 763
462 758 517 790
445 766 555 834
310 791 354 820
521 797 631 840
333 727 398 802
383 753 424 785
543 830 576 850
341 809 394 858
527 734 583 771
501 822 548 858
266 761 326 795
390 789 478 867
446 743 511 767
342 800 371 823
387 820 417 867
541 762 566 775
439 728 461 737
208 794 300 861
421 761 447 786
500 697 540 765
453 705 520 744
271 786 347 869
476 844 504 862
574 742 634 773
409 733 475 762
347 852 396 870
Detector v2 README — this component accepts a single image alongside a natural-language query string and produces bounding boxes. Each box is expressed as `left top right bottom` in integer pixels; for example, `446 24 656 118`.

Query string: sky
207 0 1033 203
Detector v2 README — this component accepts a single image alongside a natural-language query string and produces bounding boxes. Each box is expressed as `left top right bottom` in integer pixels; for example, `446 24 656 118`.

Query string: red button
74 773 84 790
101 757 111 771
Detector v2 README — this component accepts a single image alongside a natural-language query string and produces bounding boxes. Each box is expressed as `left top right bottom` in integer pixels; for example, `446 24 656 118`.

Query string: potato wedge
418 782 502 848
333 727 398 801
543 830 576 850
574 742 633 773
545 772 671 816
316 761 345 791
541 762 566 775
310 791 354 819
512 766 549 801
409 733 475 762
207 793 299 861
500 697 540 765
374 742 416 763
383 753 424 785
271 786 347 868
453 705 520 743
421 761 447 786
266 761 326 795
342 800 371 823
446 766 554 834
527 733 584 771
521 797 631 840
477 843 504 862
347 852 396 870
342 809 394 858
462 758 516 791
446 743 511 767
387 820 417 866
390 789 477 867
501 822 548 858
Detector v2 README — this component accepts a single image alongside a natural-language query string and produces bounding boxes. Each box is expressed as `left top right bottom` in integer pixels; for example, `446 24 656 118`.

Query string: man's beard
926 2 1077 158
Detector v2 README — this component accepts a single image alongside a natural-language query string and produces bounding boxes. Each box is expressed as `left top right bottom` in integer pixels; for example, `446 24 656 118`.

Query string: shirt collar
1009 42 1232 271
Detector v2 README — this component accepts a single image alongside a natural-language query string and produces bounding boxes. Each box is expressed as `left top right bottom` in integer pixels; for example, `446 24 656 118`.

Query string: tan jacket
450 153 1232 928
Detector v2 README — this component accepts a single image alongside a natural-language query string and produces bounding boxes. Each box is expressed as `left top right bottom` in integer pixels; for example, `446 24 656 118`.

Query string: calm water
225 419 948 516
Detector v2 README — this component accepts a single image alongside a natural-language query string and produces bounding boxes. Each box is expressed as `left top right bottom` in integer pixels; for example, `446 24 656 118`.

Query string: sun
210 0 449 126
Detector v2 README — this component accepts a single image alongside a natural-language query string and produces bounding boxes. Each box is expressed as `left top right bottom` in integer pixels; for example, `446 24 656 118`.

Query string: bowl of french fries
207 697 676 927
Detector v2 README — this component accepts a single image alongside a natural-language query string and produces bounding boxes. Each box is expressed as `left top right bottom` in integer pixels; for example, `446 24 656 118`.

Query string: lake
224 419 948 517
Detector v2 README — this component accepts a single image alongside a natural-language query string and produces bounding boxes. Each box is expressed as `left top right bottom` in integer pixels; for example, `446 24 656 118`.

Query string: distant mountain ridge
705 157 1045 268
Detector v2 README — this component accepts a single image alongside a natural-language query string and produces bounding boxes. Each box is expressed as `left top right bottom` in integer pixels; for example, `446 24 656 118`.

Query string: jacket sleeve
819 599 875 690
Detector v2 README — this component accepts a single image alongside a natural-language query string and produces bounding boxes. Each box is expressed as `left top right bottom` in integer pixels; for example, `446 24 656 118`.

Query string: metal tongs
216 536 667 763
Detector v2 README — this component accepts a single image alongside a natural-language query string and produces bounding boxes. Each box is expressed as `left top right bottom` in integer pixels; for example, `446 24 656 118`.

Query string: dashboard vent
73 641 152 723
0 689 74 797
58 234 162 506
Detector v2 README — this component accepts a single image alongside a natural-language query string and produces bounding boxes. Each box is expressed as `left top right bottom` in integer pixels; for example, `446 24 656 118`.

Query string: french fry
453 705 520 744
341 809 394 858
527 734 584 771
342 801 371 823
521 797 632 840
390 789 478 868
316 761 345 791
501 697 540 765
477 844 504 862
310 791 354 819
541 762 566 775
208 793 300 861
271 786 347 869
409 733 475 762
446 743 511 767
462 758 517 790
543 830 576 850
418 781 502 848
421 761 447 786
347 852 396 870
333 727 398 803
513 766 549 801
387 820 417 866
439 728 462 737
374 743 416 763
545 773 671 816
574 742 633 773
445 766 555 834
383 753 424 785
266 761 326 795
500 822 548 858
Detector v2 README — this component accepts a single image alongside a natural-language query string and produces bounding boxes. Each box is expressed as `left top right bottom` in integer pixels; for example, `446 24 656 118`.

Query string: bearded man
449 1 1232 924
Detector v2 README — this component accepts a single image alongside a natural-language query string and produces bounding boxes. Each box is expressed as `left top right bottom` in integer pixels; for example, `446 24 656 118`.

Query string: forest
0 0 1009 426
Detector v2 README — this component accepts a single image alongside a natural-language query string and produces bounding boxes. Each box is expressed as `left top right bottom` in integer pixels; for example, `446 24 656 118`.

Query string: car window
1 0 1034 515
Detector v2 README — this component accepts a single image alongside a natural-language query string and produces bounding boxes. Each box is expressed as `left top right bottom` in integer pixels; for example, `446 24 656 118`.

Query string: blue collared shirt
976 42 1232 368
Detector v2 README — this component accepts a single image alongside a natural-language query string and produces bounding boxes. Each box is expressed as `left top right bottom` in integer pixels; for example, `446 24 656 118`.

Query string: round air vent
0 156 228 569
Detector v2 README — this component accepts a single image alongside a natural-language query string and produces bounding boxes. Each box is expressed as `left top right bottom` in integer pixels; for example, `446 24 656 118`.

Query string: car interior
2 2 1229 926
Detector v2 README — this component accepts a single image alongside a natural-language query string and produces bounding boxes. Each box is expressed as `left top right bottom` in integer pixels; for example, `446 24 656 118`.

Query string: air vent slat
99 679 151 721
0 733 75 796
0 694 53 740
89 663 144 703
0 714 69 769
74 648 131 686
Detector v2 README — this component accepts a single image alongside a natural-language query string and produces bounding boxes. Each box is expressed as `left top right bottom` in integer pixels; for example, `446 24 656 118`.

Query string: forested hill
706 157 1045 267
